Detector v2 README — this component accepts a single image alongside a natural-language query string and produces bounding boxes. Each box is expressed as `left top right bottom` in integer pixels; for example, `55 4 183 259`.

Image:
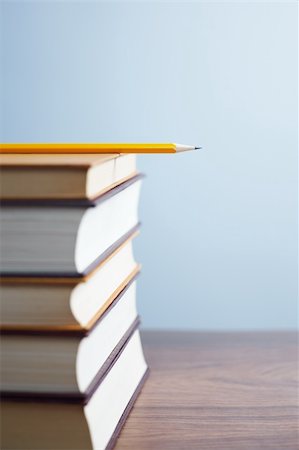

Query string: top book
0 153 136 200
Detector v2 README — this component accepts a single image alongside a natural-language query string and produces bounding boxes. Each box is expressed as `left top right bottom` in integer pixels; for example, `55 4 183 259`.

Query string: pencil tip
195 146 202 150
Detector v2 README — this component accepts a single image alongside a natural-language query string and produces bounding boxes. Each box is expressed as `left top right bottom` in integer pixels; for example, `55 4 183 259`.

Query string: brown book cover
1 173 143 207
0 153 138 201
1 270 140 337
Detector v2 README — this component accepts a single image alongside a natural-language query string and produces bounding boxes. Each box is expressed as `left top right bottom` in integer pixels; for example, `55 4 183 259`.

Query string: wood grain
115 331 298 450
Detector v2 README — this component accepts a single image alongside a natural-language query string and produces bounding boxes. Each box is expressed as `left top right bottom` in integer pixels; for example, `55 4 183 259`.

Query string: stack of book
0 153 148 449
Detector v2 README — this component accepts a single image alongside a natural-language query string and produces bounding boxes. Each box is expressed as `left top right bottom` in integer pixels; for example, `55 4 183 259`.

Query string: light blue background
1 1 297 329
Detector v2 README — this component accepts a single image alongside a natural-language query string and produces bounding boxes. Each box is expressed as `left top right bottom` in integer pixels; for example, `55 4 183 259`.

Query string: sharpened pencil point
195 147 202 150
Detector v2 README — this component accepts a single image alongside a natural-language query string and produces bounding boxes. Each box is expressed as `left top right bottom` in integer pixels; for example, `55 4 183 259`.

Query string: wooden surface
115 331 298 450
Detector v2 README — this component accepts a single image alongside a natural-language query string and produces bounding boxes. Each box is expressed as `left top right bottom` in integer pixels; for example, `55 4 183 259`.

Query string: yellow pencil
0 143 200 154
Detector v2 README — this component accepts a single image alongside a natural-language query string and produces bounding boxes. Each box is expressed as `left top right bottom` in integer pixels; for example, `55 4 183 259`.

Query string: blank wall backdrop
1 1 297 329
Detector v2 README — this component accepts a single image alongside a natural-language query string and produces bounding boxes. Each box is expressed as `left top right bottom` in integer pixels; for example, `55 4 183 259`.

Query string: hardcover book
0 175 142 275
0 153 136 200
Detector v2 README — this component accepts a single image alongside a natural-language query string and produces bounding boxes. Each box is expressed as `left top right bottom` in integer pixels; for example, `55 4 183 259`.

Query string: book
0 153 137 200
1 232 139 329
1 278 139 395
0 175 142 275
2 329 149 450
0 142 199 154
